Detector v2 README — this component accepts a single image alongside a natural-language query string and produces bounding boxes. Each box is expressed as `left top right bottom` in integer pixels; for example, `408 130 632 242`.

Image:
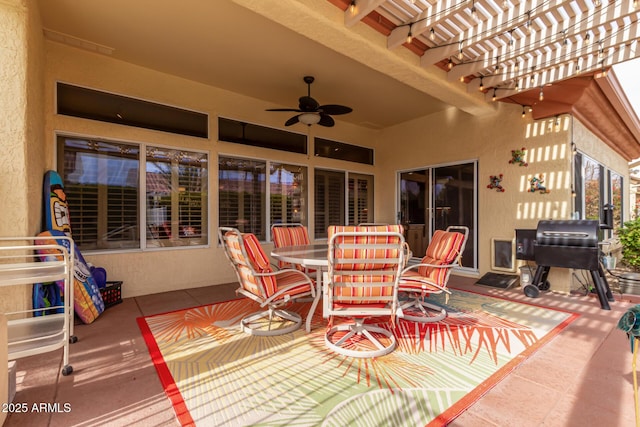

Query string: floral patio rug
137 289 577 426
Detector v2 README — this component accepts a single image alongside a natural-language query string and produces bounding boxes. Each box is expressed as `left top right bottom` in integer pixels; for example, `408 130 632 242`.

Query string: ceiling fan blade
266 108 302 112
298 96 319 112
284 115 300 126
319 104 352 115
318 114 335 127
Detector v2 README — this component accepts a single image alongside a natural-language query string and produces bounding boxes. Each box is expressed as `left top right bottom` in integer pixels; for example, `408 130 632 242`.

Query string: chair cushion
328 225 404 271
424 230 464 263
273 270 313 299
224 231 277 298
399 270 447 293
417 230 465 278
242 233 273 273
224 232 264 297
242 233 278 296
272 225 310 247
328 225 404 305
271 225 311 270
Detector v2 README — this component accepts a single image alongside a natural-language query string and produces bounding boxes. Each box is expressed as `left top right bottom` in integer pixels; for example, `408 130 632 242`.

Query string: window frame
574 151 625 231
218 153 310 242
218 155 375 242
313 167 375 240
144 146 209 249
57 133 210 254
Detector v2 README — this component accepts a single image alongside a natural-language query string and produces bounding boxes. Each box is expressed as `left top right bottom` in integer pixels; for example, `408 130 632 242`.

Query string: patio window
218 117 307 155
57 83 208 138
314 137 373 165
348 174 373 226
314 170 374 239
57 135 208 251
575 152 623 231
218 156 308 240
270 163 308 227
314 170 345 239
146 148 209 247
218 158 369 241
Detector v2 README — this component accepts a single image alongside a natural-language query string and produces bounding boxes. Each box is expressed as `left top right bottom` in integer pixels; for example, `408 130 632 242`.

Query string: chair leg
240 307 302 336
400 294 447 323
325 318 396 358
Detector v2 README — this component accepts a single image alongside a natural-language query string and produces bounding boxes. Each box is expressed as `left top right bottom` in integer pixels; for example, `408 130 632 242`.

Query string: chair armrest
401 262 456 275
399 263 455 294
255 268 317 300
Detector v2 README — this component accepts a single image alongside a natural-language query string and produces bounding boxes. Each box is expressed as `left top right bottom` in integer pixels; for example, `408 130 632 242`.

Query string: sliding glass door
399 161 477 270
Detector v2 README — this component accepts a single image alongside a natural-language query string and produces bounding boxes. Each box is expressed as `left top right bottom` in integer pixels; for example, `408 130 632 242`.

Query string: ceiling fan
266 76 352 127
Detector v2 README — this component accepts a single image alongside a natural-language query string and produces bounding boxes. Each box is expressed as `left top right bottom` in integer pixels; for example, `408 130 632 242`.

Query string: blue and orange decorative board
43 170 72 235
36 230 105 324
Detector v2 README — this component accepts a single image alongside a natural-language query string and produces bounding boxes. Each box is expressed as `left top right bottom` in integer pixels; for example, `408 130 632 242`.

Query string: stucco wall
3 3 631 306
44 41 380 298
376 107 630 293
0 0 45 314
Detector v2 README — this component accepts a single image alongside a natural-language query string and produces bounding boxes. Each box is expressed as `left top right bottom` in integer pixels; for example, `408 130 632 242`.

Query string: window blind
58 137 140 250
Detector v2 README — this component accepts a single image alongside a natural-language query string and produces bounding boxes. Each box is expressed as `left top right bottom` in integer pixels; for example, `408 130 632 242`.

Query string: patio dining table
271 243 328 331
271 240 412 331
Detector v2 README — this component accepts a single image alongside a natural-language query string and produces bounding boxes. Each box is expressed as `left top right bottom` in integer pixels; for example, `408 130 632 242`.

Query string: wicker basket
99 281 123 308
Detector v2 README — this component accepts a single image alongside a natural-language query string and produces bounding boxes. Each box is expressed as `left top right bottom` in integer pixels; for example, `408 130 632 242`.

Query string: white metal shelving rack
0 236 75 376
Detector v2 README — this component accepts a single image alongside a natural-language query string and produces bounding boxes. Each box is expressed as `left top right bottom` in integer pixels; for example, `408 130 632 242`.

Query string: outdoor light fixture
299 113 321 126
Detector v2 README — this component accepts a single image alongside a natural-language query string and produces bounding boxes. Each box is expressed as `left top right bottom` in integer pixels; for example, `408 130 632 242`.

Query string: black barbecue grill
525 220 614 310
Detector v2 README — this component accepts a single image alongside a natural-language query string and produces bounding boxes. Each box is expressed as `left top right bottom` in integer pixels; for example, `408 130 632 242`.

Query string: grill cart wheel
523 284 540 298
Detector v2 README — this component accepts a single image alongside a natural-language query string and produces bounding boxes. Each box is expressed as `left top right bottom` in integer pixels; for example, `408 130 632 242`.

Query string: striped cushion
224 232 264 297
404 229 465 288
272 225 310 247
225 231 277 298
399 270 448 293
328 225 404 305
242 233 277 296
273 270 313 300
328 225 404 271
242 233 273 273
271 225 310 269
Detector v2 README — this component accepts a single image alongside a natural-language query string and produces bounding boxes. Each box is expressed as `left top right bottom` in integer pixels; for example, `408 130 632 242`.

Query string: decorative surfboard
36 230 105 324
43 170 72 235
32 282 64 317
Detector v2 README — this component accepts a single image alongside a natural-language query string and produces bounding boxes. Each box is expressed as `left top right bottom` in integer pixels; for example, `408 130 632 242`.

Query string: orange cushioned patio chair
399 226 469 323
270 223 312 271
218 227 318 335
324 225 407 358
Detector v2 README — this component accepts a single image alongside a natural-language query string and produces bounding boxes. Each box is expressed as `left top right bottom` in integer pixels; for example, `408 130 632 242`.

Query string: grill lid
535 220 599 247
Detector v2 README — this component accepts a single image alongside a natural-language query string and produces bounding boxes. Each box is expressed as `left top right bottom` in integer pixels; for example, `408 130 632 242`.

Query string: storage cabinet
0 237 74 376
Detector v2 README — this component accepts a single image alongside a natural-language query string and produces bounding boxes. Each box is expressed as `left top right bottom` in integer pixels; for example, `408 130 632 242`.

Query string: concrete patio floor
4 276 640 426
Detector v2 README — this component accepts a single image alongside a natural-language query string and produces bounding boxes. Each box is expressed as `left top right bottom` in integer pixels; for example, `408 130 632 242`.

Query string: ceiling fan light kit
266 76 352 127
299 112 321 125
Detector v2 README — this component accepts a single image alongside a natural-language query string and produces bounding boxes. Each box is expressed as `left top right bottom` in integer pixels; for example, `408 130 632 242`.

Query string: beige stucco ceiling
36 0 640 153
37 0 494 130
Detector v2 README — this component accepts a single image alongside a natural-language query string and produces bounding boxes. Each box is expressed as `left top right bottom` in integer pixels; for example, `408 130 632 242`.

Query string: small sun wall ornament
487 174 505 192
509 147 528 167
529 174 550 194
